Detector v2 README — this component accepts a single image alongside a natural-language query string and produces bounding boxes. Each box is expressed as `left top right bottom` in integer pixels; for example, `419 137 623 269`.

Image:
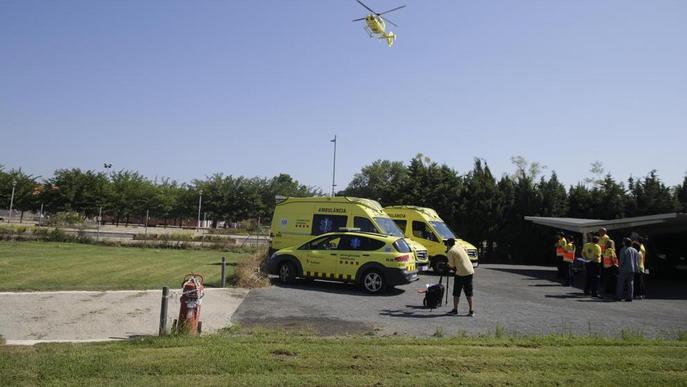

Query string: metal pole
8 180 16 224
197 189 203 230
201 212 206 248
220 256 227 288
331 135 337 196
256 216 260 247
159 286 169 336
97 206 102 241
39 203 44 226
144 209 149 245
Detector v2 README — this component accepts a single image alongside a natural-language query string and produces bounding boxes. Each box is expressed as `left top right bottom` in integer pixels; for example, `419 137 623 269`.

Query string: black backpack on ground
423 274 449 310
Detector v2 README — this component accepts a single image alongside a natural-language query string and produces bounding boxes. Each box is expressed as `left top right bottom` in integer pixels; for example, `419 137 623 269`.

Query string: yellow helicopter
352 0 406 47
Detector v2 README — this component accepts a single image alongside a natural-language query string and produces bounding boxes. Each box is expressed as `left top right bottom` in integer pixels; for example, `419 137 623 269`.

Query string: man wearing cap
444 238 475 316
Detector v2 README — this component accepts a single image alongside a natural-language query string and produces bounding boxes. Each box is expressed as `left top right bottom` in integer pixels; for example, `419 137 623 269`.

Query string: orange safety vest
598 235 609 254
602 248 618 268
563 243 575 263
556 238 566 257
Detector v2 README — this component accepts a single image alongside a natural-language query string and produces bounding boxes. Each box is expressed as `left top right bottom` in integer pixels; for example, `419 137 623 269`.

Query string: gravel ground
0 288 248 345
2 265 684 345
233 264 687 338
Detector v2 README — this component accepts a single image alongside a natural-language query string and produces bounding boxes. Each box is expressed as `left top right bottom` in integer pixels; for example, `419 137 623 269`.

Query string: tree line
340 155 687 263
2 157 686 263
0 166 319 227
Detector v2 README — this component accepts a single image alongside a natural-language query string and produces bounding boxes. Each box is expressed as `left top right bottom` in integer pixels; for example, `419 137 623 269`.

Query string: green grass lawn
0 241 248 291
1 332 686 386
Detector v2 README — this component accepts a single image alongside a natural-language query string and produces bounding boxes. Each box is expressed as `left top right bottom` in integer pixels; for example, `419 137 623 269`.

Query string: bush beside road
0 241 248 290
0 224 269 250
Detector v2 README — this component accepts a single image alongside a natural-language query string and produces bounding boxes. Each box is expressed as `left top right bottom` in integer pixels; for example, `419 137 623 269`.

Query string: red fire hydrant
174 273 205 335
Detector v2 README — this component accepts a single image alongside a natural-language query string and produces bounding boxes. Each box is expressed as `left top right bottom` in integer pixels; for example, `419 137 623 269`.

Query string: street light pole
197 189 203 230
101 162 111 232
8 180 16 224
331 135 337 196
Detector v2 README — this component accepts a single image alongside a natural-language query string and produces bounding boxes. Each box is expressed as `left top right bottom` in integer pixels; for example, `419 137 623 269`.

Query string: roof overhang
524 213 687 235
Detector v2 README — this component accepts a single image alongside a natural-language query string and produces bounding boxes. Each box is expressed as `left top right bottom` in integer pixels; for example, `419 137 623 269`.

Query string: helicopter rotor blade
355 0 377 15
378 5 406 16
352 17 366 22
380 16 398 27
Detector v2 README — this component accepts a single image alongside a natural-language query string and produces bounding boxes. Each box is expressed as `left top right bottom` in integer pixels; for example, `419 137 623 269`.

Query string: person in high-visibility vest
597 228 610 292
633 237 647 299
602 239 618 295
555 232 567 280
562 235 576 286
598 228 610 254
582 235 602 297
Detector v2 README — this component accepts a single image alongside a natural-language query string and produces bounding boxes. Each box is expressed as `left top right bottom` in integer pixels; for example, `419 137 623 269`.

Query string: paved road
0 288 248 345
233 264 687 338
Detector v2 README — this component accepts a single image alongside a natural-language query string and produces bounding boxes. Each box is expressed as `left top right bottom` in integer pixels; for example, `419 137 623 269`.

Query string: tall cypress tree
675 175 687 212
628 171 679 216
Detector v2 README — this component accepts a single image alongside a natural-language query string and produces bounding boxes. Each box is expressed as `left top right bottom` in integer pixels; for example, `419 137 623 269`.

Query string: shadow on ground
487 266 687 300
379 308 454 319
203 275 236 288
271 279 406 297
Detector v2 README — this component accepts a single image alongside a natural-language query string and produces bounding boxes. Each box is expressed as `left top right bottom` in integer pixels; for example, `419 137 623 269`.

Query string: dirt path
0 288 248 345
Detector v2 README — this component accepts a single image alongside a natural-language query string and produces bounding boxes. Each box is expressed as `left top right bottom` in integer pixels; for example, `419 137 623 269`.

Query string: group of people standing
555 228 647 301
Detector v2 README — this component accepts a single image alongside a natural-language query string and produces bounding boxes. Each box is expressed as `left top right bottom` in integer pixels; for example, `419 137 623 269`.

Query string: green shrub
47 211 84 227
166 233 193 242
0 225 33 235
33 227 49 236
45 228 89 243
0 225 16 235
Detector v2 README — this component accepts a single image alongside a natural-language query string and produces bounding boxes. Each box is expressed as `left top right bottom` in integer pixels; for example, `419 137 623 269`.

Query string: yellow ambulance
384 205 479 272
270 196 430 270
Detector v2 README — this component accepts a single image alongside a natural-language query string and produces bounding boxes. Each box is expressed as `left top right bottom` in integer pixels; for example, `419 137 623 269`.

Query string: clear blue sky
2 0 685 191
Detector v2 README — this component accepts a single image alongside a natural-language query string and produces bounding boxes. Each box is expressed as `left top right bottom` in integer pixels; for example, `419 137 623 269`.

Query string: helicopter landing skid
363 26 375 38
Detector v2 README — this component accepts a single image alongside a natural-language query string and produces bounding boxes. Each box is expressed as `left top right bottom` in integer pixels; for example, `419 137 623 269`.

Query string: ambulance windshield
374 217 404 237
429 221 456 240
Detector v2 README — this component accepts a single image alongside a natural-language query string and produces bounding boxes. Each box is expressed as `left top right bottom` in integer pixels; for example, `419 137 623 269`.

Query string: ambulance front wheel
278 261 296 284
362 269 386 294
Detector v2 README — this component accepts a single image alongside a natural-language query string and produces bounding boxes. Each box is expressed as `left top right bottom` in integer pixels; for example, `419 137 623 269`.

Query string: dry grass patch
234 248 270 288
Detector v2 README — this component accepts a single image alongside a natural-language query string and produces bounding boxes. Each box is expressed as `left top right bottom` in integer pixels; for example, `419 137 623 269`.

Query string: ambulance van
270 196 430 270
384 206 478 272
